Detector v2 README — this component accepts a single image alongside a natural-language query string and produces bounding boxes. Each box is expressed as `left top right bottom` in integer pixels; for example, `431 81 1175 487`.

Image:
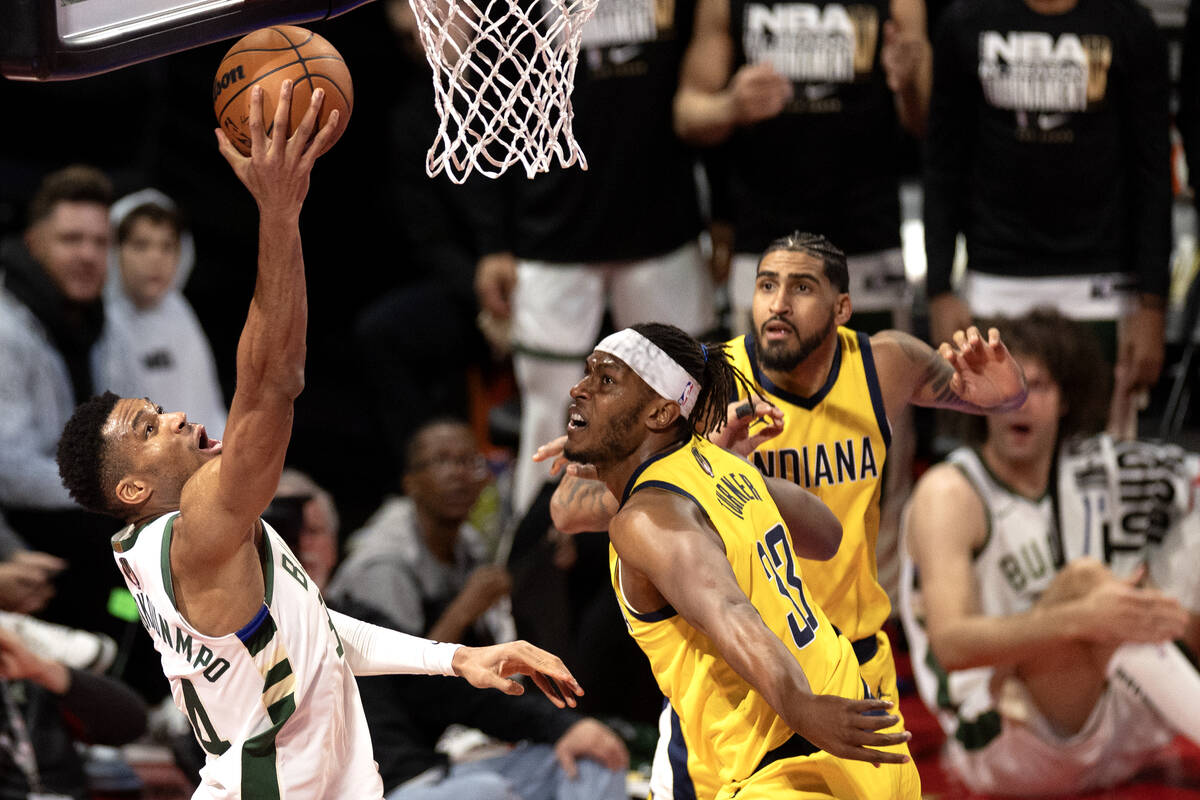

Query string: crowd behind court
2 0 1200 797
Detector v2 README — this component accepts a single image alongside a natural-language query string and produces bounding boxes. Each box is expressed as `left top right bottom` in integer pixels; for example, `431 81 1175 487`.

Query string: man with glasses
328 418 514 646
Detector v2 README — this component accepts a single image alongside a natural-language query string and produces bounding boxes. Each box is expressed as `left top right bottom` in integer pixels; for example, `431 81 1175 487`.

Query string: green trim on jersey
261 525 275 606
111 515 161 553
239 608 297 800
243 614 278 659
161 514 179 609
924 647 1002 751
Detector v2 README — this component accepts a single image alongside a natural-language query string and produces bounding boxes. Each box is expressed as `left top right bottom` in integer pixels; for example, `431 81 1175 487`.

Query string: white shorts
511 240 714 359
962 271 1135 321
946 674 1174 796
729 247 909 318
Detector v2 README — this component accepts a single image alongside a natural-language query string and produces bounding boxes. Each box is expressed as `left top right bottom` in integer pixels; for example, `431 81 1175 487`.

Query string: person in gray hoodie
103 189 227 438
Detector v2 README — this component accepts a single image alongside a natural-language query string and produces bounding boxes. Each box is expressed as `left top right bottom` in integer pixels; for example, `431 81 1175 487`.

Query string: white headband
595 329 701 417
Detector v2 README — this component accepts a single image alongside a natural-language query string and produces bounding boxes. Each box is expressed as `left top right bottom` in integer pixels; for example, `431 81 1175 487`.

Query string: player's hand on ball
215 79 339 214
791 694 911 766
452 640 584 708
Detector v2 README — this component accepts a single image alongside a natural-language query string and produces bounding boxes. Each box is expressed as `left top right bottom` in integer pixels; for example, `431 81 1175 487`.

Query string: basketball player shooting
55 82 582 799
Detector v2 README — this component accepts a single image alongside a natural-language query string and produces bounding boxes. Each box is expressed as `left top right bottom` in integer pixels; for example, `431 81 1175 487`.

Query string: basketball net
408 0 599 183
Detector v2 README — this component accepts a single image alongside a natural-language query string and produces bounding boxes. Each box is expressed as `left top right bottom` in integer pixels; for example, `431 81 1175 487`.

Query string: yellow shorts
858 630 909 750
714 750 922 799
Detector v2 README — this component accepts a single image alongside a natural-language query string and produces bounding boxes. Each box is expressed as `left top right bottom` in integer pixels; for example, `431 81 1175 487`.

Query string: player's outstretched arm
872 327 1026 422
180 81 338 559
328 610 583 708
612 494 909 765
451 640 584 709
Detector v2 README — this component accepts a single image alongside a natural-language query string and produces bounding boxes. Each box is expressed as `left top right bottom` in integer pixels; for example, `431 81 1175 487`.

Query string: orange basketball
213 26 353 156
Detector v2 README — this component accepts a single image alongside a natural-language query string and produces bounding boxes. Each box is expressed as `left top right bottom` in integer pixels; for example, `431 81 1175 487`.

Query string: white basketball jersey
112 512 382 799
899 447 1058 751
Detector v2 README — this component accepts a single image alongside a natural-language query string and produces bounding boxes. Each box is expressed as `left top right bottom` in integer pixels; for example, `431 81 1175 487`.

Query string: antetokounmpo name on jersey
751 437 879 487
134 591 232 683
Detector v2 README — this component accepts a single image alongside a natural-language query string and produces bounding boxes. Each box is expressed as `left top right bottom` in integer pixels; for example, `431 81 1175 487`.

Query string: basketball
213 26 353 156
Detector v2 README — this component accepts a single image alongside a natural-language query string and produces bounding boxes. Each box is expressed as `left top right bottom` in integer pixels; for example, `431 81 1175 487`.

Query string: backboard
1 0 372 80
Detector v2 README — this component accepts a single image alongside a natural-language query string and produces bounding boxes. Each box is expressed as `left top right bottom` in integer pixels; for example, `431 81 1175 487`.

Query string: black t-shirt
468 0 704 262
922 0 1171 297
723 0 903 255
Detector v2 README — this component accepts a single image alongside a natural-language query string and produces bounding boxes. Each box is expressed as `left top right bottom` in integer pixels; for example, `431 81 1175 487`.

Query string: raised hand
788 694 911 766
215 79 340 216
708 398 784 457
937 326 1027 412
451 639 584 708
532 434 570 476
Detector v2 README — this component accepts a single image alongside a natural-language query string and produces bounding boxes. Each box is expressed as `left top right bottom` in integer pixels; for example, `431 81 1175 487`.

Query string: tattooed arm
871 327 1027 422
549 466 620 534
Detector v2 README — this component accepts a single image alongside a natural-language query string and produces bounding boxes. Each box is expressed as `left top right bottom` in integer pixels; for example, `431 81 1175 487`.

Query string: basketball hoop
408 0 599 183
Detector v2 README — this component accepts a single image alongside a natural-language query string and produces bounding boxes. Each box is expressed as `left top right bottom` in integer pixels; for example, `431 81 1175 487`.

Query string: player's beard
752 307 836 372
563 401 644 467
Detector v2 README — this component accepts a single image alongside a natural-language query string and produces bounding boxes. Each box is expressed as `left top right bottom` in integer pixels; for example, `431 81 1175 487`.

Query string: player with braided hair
559 322 920 799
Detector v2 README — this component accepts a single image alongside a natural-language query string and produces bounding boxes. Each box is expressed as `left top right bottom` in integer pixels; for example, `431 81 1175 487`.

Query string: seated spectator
286 470 633 800
268 468 341 593
104 189 227 438
358 670 628 800
899 308 1200 796
0 165 124 513
0 166 146 680
328 419 515 645
0 624 147 800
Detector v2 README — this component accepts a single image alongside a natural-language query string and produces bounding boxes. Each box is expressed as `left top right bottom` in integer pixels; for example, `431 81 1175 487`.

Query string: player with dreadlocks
560 322 920 799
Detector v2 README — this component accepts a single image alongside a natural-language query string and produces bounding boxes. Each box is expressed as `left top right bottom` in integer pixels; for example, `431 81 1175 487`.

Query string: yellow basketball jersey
727 328 891 642
611 437 865 794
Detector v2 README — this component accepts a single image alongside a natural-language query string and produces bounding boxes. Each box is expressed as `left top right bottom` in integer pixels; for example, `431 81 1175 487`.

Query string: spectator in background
0 165 122 513
0 625 147 800
900 308 1200 796
269 468 341 593
328 419 516 645
468 0 715 516
358 668 629 800
0 167 144 685
674 0 930 335
923 0 1171 429
353 0 493 479
105 189 227 438
286 465 630 800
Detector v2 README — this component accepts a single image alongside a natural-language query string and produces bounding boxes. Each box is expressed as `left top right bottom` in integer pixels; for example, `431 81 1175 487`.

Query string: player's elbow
803 517 841 561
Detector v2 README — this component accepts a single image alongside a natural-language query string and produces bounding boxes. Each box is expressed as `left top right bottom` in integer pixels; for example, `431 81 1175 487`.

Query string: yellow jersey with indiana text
611 437 867 794
727 328 891 642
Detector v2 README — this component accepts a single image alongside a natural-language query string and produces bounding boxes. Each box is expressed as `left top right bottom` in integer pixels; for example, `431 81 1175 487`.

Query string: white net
408 0 600 183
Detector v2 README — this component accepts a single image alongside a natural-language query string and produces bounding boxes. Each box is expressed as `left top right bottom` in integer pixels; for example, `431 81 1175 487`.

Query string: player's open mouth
567 411 588 431
196 426 223 454
762 319 796 341
1008 423 1032 436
